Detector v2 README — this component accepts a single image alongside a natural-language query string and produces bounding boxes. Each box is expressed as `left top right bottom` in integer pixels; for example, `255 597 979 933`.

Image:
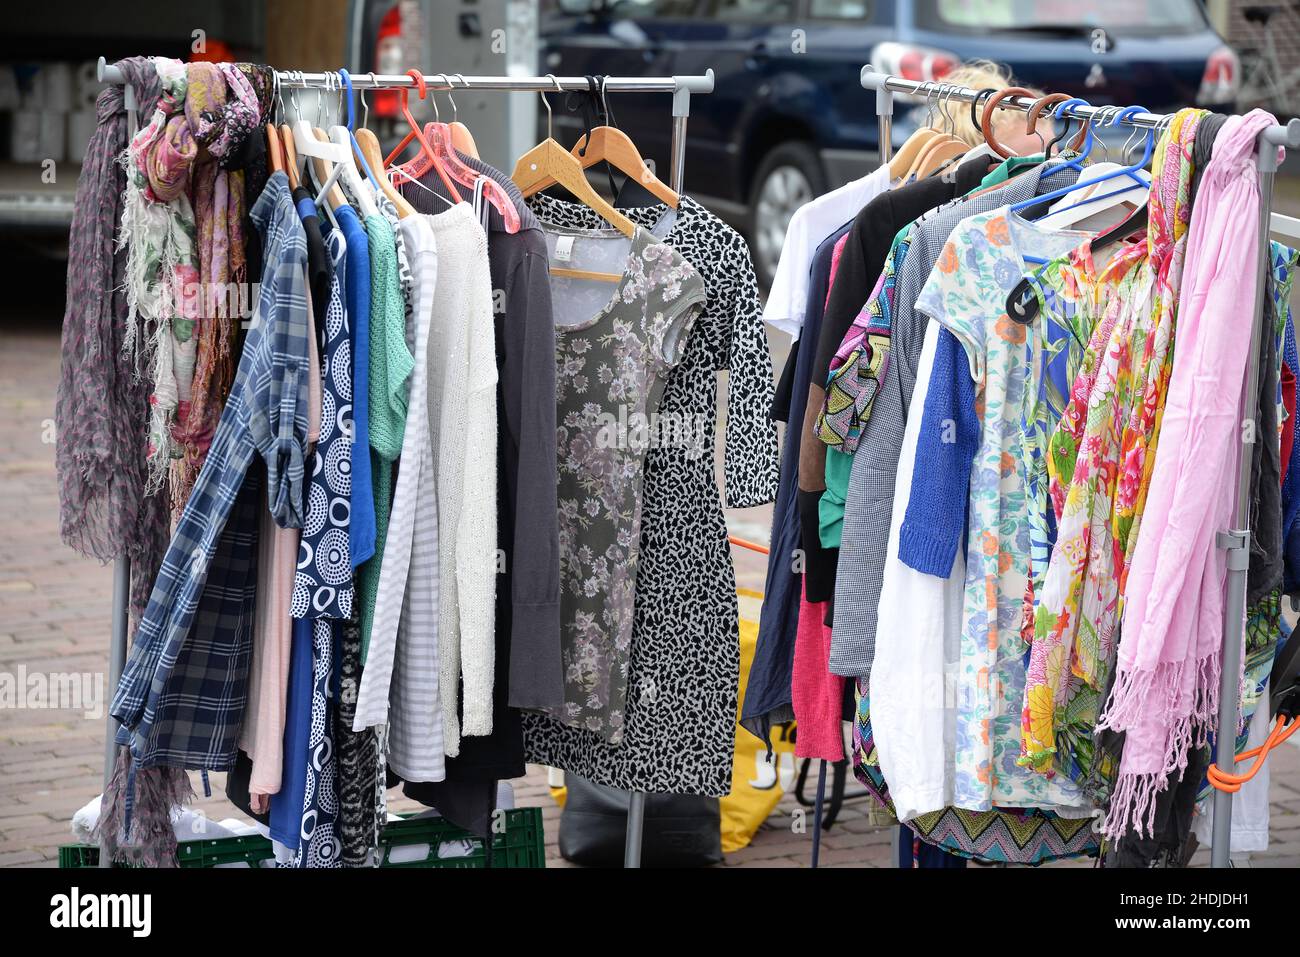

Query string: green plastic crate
60 807 545 869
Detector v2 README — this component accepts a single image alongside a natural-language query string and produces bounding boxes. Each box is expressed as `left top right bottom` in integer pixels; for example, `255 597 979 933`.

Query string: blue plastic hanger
338 68 383 194
1034 105 1153 220
1013 103 1155 218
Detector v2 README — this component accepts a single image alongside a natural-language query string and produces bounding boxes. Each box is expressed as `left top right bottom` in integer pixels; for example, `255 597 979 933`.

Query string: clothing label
555 235 575 263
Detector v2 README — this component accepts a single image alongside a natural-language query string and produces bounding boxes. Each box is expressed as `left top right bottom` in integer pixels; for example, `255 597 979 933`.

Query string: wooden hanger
981 86 1037 159
904 84 968 180
888 127 938 182
530 78 679 207
266 123 285 175
550 264 623 283
912 135 967 180
280 123 300 189
512 77 635 239
357 127 416 218
529 124 679 208
338 71 415 218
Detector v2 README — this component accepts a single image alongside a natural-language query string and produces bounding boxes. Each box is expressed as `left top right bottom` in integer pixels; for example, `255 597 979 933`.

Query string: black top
811 157 991 394
290 185 330 343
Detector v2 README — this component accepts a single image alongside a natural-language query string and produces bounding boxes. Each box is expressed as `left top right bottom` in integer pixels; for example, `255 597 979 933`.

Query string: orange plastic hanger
383 69 461 202
1208 713 1300 793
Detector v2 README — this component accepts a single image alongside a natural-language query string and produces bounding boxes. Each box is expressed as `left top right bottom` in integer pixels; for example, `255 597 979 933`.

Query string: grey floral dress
523 196 779 797
547 226 706 743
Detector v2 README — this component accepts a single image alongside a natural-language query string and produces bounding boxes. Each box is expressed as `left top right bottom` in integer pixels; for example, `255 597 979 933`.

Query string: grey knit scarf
56 56 171 621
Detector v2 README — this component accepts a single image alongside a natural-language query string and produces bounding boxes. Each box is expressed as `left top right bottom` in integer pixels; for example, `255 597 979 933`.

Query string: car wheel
748 142 827 289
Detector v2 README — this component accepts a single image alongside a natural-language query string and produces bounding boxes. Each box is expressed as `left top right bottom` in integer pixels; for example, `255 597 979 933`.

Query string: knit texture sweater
356 214 413 658
426 204 499 754
896 327 978 576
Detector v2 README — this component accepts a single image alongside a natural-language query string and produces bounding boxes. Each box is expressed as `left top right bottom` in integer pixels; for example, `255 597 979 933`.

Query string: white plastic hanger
1037 115 1153 232
293 72 378 219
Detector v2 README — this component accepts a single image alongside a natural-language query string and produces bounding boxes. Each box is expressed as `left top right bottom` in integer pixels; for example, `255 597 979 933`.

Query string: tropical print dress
1019 246 1150 789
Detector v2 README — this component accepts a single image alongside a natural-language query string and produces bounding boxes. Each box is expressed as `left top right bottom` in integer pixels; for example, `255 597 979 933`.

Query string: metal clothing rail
95 59 715 871
861 66 1300 870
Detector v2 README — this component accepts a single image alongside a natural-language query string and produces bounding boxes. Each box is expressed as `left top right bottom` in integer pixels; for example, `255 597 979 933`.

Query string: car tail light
1198 45 1239 105
870 42 959 89
373 4 403 119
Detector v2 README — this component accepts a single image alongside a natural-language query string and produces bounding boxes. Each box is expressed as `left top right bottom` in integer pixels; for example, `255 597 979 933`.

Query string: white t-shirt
762 164 891 339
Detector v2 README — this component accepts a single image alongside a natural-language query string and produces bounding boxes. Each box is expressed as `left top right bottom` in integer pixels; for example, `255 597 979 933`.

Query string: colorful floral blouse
1019 244 1151 790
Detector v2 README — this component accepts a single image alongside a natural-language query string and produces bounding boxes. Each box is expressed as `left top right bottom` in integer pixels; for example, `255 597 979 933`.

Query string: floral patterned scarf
169 63 255 509
119 57 200 495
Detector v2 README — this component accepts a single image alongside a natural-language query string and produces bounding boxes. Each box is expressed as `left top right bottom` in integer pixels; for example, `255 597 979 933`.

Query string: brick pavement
4 316 1300 869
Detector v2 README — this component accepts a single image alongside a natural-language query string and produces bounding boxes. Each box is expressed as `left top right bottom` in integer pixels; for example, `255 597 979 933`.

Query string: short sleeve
650 248 708 370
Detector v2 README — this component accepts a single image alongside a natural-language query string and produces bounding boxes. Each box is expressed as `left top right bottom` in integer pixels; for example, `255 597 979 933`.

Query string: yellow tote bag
720 588 797 853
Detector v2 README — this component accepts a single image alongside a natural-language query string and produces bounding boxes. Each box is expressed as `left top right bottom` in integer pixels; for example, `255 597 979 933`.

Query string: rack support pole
668 80 692 193
876 79 894 166
1210 132 1278 868
810 759 827 868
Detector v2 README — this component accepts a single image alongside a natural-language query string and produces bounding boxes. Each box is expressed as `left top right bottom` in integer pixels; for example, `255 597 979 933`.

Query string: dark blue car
541 0 1235 284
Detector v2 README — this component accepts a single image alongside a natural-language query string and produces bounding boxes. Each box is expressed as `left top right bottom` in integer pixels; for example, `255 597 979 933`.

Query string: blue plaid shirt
110 172 312 769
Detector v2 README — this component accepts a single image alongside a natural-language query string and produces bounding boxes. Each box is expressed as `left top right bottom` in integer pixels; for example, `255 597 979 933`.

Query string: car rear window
915 0 1209 36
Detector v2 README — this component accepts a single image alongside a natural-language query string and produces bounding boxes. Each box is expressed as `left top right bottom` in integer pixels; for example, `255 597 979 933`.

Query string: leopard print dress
520 196 780 795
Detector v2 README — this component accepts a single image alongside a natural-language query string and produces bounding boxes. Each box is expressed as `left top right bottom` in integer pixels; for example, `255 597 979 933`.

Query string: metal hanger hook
438 74 458 123
431 71 447 121
538 74 558 140
271 69 283 126
940 84 956 136
1112 105 1149 165
360 71 378 128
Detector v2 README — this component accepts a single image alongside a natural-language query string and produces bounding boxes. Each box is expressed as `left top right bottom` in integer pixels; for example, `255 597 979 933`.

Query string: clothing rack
94 58 715 870
861 66 1300 869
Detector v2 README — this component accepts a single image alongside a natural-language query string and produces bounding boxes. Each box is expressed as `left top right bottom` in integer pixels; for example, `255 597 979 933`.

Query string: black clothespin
1006 276 1041 324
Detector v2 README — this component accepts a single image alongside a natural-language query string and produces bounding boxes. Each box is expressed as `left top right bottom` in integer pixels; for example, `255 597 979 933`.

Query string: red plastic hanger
387 75 520 231
384 69 461 202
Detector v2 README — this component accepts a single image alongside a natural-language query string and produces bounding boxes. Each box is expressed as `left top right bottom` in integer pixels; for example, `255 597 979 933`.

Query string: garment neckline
528 192 690 246
549 225 652 335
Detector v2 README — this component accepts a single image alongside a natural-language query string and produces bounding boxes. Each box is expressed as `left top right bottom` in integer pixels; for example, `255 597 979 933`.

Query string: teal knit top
358 213 414 660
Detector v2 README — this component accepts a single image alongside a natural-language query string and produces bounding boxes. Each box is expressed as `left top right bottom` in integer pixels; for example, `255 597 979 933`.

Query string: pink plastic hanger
383 69 461 203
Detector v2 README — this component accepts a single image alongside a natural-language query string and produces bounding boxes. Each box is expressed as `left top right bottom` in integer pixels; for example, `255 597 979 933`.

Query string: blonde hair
926 60 1046 148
